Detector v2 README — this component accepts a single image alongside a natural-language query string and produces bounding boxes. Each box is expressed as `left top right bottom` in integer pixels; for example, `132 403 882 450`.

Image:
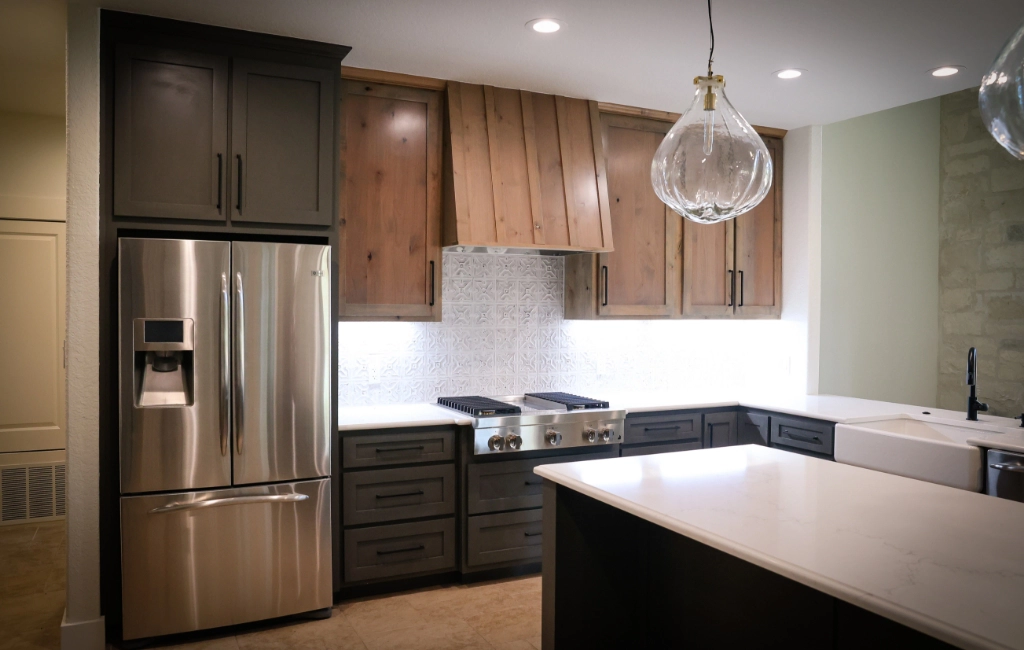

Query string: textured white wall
63 2 104 648
0 110 66 221
819 98 940 406
338 252 807 406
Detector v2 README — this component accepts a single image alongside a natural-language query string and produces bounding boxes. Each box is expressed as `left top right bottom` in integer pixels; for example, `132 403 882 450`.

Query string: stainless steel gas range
437 392 625 455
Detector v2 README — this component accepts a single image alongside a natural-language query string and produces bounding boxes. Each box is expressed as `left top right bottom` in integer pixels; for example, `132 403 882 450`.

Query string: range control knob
488 434 506 451
506 433 523 450
582 427 598 443
546 429 563 446
599 427 614 442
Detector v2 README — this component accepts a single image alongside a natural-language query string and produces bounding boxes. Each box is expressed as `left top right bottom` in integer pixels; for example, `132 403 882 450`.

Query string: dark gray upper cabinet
113 45 229 221
231 59 335 226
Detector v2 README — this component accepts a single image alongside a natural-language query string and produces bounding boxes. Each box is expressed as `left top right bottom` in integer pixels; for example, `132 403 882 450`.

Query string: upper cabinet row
113 45 336 227
565 114 782 319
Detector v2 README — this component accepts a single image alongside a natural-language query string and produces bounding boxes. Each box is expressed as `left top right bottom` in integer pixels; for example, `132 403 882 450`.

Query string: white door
0 219 66 453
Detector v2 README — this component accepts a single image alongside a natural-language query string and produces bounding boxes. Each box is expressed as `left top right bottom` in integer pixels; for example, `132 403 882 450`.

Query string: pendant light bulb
651 75 773 224
980 18 1024 160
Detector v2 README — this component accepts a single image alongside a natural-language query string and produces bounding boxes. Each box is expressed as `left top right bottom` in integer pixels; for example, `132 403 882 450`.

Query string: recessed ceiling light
527 18 563 33
930 66 964 77
774 69 805 79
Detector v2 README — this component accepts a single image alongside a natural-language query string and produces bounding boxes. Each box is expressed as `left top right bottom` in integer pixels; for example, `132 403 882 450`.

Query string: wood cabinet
566 109 783 320
683 135 783 318
113 45 229 221
565 114 681 319
339 80 442 320
113 46 336 227
444 82 613 252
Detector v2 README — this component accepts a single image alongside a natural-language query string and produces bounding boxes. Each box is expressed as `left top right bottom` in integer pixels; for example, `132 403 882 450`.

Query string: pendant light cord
707 0 715 76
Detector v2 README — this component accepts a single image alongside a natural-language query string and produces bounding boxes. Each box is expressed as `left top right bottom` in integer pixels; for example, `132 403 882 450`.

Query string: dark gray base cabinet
705 411 738 448
769 415 835 459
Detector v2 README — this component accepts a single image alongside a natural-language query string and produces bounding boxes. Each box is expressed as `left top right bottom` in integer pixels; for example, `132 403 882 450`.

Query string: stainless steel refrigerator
118 238 332 640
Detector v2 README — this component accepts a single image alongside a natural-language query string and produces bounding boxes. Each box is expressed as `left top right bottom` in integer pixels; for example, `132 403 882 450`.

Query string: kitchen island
535 446 1024 650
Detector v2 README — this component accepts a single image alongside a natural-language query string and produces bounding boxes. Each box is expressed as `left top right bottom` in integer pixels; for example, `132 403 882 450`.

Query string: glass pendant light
651 0 773 224
980 18 1024 160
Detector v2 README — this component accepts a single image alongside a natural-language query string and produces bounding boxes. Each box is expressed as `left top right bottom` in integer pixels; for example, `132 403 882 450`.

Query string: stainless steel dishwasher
986 449 1024 502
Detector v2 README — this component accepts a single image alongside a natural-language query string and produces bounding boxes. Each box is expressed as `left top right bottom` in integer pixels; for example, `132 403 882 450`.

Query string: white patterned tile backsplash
338 251 801 406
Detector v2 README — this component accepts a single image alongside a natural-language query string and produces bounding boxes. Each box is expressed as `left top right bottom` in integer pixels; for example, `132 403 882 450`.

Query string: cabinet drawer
466 510 543 567
467 458 546 515
342 429 454 468
621 441 702 457
770 416 835 457
738 412 769 446
344 518 455 583
343 465 455 526
624 412 702 445
466 448 617 515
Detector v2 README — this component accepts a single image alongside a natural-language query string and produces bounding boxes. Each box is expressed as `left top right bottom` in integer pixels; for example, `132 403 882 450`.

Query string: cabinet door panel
704 411 738 448
0 220 65 452
114 45 228 221
683 219 734 317
597 114 679 317
231 59 335 226
735 136 782 317
340 81 441 320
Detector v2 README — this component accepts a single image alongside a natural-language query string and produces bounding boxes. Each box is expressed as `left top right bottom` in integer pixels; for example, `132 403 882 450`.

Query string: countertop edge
533 465 1008 650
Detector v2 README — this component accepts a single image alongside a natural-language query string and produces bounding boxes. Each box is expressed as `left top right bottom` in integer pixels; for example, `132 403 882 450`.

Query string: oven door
120 479 331 640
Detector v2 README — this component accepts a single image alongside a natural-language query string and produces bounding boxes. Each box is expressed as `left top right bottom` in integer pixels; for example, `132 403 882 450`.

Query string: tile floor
158 576 542 650
0 519 541 650
0 520 66 650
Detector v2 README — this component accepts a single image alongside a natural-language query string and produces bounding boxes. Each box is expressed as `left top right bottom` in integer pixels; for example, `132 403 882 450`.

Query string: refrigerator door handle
148 493 309 514
234 271 245 455
220 273 230 456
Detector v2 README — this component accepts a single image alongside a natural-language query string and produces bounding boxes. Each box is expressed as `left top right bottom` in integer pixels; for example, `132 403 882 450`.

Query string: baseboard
61 610 105 650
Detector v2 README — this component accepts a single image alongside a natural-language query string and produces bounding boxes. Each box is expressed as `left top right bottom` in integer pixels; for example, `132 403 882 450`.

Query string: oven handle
149 493 307 514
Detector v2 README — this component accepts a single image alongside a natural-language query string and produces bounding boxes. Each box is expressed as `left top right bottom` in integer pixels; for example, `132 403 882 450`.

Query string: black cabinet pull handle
429 260 435 306
644 425 681 433
235 154 242 212
216 153 223 212
375 489 424 499
738 270 744 307
782 430 821 444
602 265 609 306
727 269 734 307
524 480 543 486
375 445 426 453
524 531 542 537
377 544 425 556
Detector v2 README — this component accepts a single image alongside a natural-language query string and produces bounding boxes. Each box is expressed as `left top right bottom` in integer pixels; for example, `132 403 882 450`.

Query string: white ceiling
0 0 66 116
47 1 1024 128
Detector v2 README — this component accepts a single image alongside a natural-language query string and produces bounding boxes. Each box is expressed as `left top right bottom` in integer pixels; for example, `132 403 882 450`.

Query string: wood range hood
443 82 614 254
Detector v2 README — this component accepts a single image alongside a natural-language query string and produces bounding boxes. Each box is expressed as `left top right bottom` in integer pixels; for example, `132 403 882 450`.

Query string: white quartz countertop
338 391 1020 438
534 446 1024 650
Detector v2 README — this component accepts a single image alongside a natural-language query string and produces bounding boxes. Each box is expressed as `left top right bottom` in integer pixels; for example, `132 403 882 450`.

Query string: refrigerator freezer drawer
120 479 331 640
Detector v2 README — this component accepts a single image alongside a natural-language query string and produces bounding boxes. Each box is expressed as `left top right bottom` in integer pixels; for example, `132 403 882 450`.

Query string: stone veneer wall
337 251 803 406
938 88 1024 416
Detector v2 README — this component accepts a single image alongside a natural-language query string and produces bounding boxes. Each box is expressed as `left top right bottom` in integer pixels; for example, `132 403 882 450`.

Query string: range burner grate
437 396 521 417
526 392 610 410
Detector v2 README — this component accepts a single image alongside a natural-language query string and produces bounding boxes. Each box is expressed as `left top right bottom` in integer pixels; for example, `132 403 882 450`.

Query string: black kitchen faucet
966 347 989 421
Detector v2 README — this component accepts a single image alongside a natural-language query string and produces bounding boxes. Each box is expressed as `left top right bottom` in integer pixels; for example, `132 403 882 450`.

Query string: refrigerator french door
118 238 331 640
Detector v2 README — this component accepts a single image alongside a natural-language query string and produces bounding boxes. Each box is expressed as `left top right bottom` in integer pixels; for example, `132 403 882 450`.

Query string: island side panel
542 481 649 649
543 485 959 650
